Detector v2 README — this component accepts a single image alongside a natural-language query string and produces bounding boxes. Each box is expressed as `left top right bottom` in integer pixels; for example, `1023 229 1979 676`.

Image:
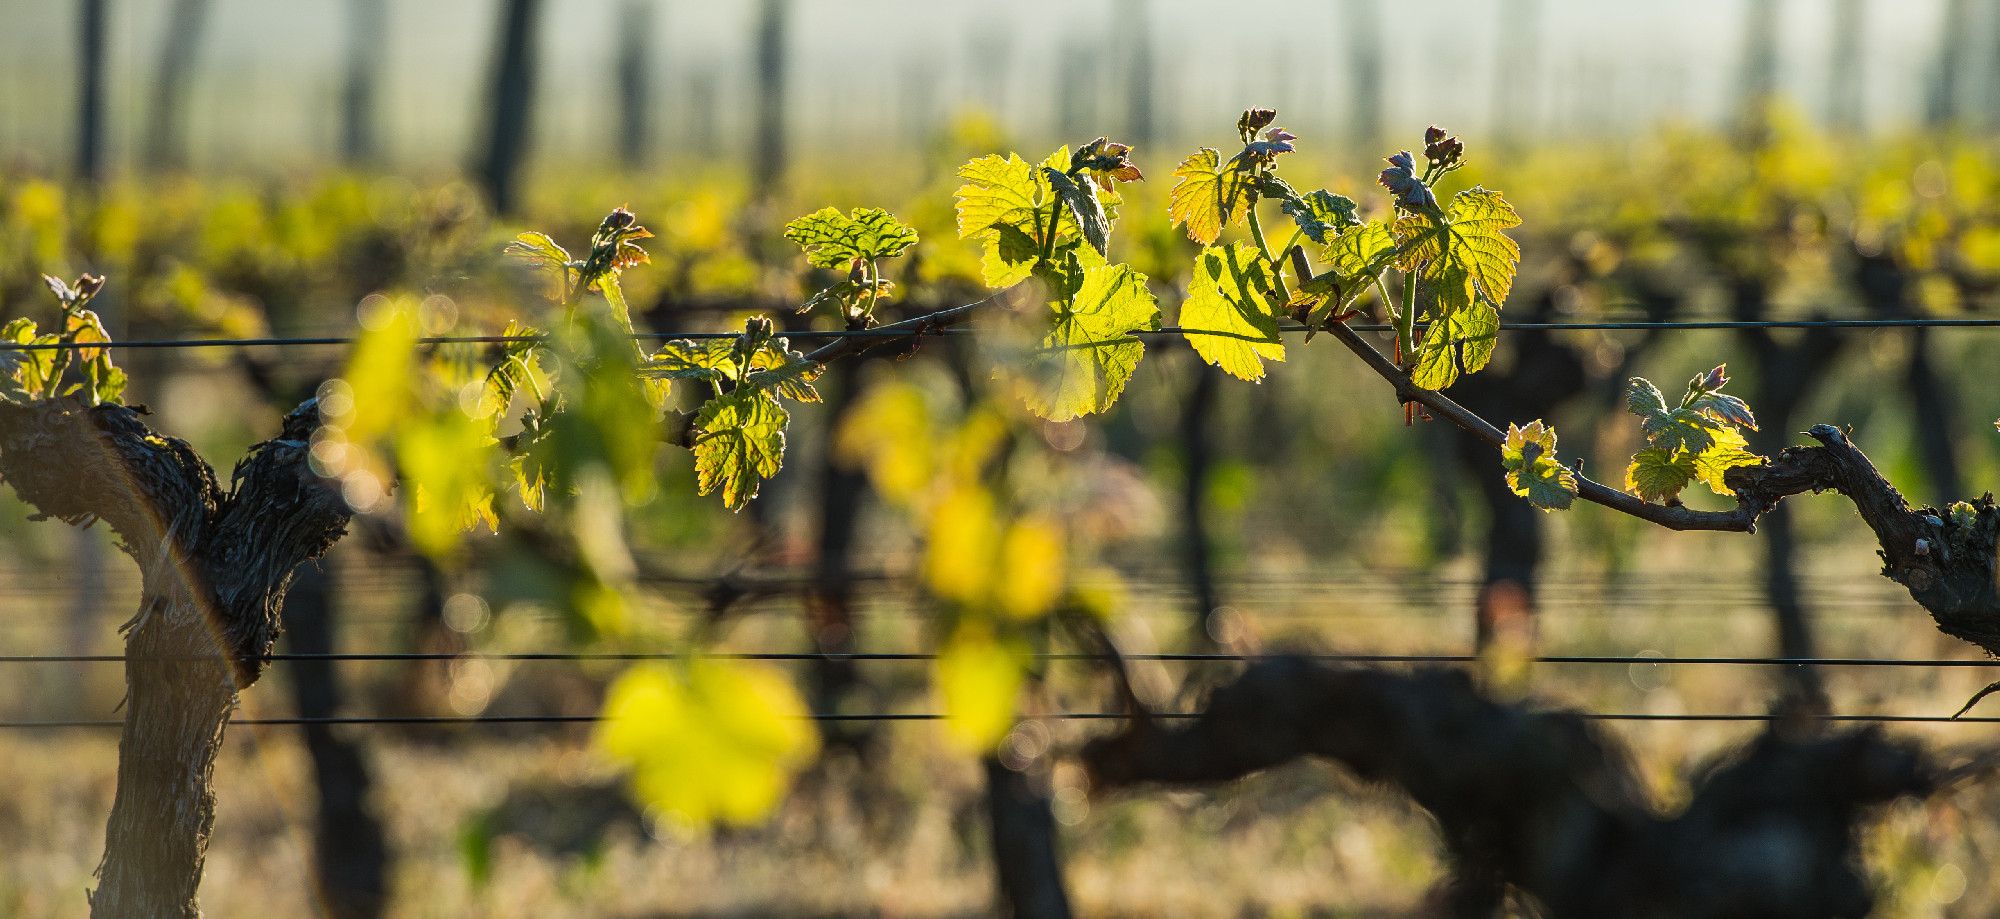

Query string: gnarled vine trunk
0 397 350 918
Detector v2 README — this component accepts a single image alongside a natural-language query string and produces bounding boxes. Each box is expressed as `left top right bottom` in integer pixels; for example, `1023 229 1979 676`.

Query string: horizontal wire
5 317 1997 351
0 652 1992 667
4 712 1997 729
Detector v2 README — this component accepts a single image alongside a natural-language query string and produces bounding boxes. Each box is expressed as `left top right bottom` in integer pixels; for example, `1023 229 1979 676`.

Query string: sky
0 0 1975 174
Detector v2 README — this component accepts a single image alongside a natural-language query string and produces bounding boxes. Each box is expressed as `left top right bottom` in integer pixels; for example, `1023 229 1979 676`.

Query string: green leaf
1691 427 1761 496
1625 446 1698 503
1322 219 1396 280
693 390 789 510
507 231 575 299
0 318 57 401
1168 148 1253 245
1045 168 1111 258
398 408 499 557
1626 377 1722 455
1626 377 1668 416
477 322 550 419
956 153 1051 288
642 338 739 384
1690 390 1758 430
1280 188 1360 245
593 274 636 338
781 207 919 269
598 660 820 829
1500 420 1577 510
506 231 571 267
744 343 824 403
1410 302 1498 390
1180 243 1284 381
1392 187 1521 317
1014 263 1159 421
934 625 1025 754
87 355 127 407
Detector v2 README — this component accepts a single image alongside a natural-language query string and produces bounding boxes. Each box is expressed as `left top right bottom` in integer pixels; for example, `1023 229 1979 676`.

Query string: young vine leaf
781 207 918 268
693 390 789 509
1278 185 1361 245
1012 262 1160 421
1168 147 1254 245
597 659 819 829
1392 187 1522 318
1411 302 1499 390
1181 242 1285 381
647 320 824 509
1623 365 1762 502
1501 420 1578 510
1322 220 1397 279
956 152 1053 287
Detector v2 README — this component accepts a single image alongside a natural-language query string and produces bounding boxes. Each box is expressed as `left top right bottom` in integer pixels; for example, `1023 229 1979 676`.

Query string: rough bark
0 398 351 918
1085 657 1942 919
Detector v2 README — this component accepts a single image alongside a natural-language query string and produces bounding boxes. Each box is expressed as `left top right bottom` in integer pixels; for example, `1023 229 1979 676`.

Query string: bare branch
1084 657 1945 918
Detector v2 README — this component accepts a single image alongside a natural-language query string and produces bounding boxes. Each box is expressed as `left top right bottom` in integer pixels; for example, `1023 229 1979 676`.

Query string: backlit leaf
998 518 1064 621
1322 219 1397 281
1046 168 1111 258
1410 303 1498 390
1168 148 1252 245
598 660 819 829
1012 262 1159 421
1691 426 1761 496
956 154 1051 287
1280 188 1360 245
1392 187 1521 316
1500 420 1577 510
1625 446 1698 503
782 206 919 268
744 341 823 403
1180 242 1284 381
692 390 788 510
935 625 1025 754
925 485 1000 606
642 338 738 384
398 408 499 557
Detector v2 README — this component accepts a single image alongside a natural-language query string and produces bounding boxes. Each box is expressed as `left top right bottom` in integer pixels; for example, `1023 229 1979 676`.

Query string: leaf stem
1245 205 1293 304
1397 271 1418 365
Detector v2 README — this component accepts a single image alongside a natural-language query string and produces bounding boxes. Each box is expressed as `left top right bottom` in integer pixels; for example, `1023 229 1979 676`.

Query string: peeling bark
1085 658 1940 918
0 397 351 918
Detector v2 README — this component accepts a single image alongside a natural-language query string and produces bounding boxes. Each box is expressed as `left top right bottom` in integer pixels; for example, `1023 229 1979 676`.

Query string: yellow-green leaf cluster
1410 303 1499 390
1500 420 1577 510
1392 188 1521 317
1009 262 1160 421
598 660 819 830
782 207 918 268
693 389 788 510
1180 242 1284 381
1168 148 1253 245
1623 369 1762 502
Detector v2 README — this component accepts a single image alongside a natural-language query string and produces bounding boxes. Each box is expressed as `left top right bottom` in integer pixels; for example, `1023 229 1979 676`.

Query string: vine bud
1238 107 1277 139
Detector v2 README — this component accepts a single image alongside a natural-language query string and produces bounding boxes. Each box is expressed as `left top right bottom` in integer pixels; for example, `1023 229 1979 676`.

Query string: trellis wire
4 712 1997 729
5 317 1999 351
0 651 1996 667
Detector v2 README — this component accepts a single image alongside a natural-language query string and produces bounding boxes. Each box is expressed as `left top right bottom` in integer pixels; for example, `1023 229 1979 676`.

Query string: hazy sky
0 0 1970 173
